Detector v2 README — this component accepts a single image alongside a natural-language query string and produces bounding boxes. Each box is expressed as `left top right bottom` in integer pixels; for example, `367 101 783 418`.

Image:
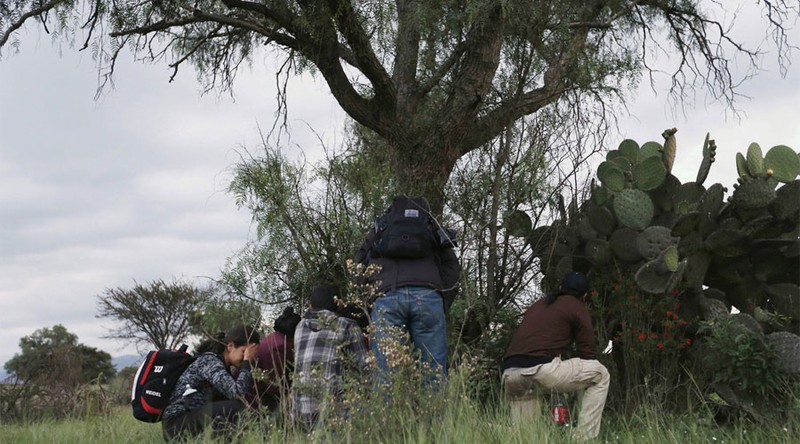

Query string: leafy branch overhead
2 1 796 207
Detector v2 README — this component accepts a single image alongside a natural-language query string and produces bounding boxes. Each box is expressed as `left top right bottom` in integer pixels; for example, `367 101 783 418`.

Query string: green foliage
222 125 395 309
4 324 115 383
1 330 116 422
108 366 138 407
190 289 264 342
698 316 789 408
593 274 692 407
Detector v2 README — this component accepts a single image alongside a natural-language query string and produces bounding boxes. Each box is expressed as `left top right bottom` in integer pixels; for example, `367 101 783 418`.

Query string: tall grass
3 401 798 444
3 365 798 444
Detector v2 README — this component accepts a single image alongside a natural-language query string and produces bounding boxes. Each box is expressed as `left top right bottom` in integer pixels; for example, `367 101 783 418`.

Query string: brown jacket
504 294 598 361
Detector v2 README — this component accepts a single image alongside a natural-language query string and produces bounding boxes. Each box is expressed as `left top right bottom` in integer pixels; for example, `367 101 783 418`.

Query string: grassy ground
2 400 798 444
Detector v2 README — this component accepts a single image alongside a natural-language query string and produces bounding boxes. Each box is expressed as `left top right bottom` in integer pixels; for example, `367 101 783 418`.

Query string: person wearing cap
292 284 369 430
501 271 610 441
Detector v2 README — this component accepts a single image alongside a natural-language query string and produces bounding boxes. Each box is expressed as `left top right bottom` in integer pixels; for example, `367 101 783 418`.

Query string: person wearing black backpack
354 196 460 385
161 324 260 441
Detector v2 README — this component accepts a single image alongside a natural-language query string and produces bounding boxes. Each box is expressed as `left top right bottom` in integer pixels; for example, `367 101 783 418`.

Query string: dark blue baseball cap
559 272 590 297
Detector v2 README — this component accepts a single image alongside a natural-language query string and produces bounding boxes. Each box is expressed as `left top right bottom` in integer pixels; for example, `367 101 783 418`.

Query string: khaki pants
502 357 610 441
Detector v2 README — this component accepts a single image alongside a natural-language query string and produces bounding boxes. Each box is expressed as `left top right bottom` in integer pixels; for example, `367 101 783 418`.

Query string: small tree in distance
96 278 210 350
4 324 115 383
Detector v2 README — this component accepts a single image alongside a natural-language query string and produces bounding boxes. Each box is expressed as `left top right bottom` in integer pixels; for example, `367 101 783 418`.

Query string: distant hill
112 354 145 371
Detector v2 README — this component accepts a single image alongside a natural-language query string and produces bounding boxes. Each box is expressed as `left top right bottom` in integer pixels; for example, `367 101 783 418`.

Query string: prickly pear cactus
506 130 800 409
766 331 800 374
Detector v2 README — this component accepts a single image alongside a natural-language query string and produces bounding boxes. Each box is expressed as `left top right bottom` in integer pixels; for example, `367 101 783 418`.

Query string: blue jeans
371 286 447 383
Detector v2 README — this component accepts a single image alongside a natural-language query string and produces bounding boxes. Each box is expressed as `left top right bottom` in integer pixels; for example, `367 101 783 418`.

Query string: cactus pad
610 227 644 263
639 141 663 162
635 260 671 294
746 143 766 178
634 156 667 191
613 189 654 231
732 179 777 210
503 210 532 237
673 182 705 209
696 133 717 185
637 226 678 260
662 128 677 173
684 251 712 288
730 313 764 336
585 239 612 267
577 218 598 242
766 331 800 374
671 211 701 237
660 245 680 273
766 283 800 321
619 139 640 164
764 145 800 183
665 259 687 294
700 297 729 321
598 161 626 192
587 203 617 236
703 228 747 257
770 180 800 221
699 183 726 219
678 230 704 257
736 152 750 178
528 226 554 257
649 174 681 212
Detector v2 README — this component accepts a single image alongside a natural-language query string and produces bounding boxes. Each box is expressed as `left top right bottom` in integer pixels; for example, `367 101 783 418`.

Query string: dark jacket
252 331 293 411
354 223 460 302
504 294 598 366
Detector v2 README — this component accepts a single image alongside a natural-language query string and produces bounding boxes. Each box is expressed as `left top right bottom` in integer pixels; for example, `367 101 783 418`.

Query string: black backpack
130 344 195 422
372 196 438 259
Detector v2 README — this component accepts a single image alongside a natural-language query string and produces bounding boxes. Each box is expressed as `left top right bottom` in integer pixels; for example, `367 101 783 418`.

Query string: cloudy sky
1 6 798 369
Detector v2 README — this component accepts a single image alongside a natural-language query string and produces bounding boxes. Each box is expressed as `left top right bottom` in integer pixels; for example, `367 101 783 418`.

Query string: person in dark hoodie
161 324 260 441
501 271 609 442
354 196 460 384
248 307 302 413
291 284 369 430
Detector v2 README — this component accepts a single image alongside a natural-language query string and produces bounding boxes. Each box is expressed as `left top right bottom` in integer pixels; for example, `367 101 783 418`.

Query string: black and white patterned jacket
162 352 253 420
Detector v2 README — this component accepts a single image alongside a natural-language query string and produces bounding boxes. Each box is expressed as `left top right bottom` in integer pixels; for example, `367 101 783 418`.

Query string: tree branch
393 0 421 114
0 0 69 49
325 0 395 107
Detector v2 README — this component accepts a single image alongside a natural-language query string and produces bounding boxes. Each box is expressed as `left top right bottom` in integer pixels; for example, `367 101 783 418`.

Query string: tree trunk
388 135 463 214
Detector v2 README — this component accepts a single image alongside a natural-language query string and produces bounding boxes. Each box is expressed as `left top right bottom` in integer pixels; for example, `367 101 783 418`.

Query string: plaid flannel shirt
292 309 369 426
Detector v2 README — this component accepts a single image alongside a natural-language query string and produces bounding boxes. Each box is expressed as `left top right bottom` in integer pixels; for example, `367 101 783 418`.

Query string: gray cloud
0 30 345 364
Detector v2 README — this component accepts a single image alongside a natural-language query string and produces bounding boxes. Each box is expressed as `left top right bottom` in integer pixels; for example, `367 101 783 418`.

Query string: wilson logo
154 365 164 373
145 390 161 397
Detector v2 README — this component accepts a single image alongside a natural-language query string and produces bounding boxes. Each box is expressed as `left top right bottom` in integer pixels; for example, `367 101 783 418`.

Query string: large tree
96 278 211 350
2 1 795 210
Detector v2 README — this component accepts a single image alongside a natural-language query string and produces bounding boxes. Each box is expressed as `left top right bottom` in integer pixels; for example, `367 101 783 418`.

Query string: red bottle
550 393 570 426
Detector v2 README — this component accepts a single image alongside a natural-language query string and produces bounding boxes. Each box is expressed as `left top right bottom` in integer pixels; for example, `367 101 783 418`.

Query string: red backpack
130 344 195 422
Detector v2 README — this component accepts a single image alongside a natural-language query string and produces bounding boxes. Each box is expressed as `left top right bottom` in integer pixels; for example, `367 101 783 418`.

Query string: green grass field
2 401 798 444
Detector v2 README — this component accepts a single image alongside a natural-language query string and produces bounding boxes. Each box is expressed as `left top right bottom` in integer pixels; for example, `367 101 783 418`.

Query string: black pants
162 400 245 441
